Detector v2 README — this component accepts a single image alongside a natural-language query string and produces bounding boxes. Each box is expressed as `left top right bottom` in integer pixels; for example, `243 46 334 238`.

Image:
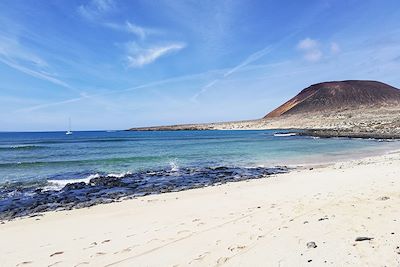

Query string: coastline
128 106 400 140
1 151 400 266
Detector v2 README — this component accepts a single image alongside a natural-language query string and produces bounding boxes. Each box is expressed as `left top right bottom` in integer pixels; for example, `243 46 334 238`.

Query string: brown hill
264 80 400 118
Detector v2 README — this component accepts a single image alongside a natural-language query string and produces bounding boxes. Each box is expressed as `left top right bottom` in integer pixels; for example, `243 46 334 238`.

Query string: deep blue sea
0 130 399 219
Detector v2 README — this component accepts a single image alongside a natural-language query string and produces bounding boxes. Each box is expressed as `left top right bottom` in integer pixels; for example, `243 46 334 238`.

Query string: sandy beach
1 151 400 267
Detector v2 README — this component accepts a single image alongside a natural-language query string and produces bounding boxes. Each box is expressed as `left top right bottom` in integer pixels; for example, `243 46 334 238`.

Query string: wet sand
1 151 400 266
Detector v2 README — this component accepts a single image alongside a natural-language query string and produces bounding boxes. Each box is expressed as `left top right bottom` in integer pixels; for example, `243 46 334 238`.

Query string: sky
1 0 400 131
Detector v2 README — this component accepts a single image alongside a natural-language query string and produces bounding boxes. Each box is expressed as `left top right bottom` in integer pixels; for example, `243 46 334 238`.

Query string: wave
45 174 99 191
273 132 298 137
0 155 167 168
169 161 180 172
43 171 134 191
0 165 289 219
0 144 46 151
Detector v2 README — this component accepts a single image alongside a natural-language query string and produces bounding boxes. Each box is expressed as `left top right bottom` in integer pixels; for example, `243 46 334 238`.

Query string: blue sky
1 0 400 131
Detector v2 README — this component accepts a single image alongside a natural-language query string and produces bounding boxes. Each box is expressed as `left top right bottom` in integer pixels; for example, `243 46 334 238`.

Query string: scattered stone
308 259 312 263
355 237 374 242
318 217 329 221
377 196 390 201
307 242 317 248
303 221 309 224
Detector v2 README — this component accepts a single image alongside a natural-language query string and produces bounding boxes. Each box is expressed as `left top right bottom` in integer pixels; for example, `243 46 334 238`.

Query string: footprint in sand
177 230 191 234
189 251 211 263
91 252 107 258
48 261 62 267
74 262 89 267
16 261 33 266
217 257 229 265
83 242 98 250
228 245 246 252
114 245 138 254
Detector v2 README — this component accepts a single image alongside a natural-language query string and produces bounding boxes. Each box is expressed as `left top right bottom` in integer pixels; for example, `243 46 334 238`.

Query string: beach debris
355 237 374 242
306 242 317 248
303 221 309 224
377 196 390 201
318 216 329 221
49 251 64 257
307 259 312 263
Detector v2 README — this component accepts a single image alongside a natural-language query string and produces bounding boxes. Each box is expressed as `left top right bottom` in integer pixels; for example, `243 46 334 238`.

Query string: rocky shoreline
0 166 288 221
299 129 400 140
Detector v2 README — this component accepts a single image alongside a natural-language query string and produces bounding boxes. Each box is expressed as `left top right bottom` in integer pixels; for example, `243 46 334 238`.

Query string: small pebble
307 242 317 248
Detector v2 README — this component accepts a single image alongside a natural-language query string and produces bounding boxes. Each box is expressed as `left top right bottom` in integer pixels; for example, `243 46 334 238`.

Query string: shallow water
0 130 399 187
0 130 399 219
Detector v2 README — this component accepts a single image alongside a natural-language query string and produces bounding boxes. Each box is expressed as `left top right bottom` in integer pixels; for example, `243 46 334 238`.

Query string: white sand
1 151 400 267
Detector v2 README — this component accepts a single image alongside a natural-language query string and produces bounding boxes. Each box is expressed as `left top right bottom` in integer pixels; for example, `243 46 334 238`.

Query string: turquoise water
0 130 398 187
1 130 400 219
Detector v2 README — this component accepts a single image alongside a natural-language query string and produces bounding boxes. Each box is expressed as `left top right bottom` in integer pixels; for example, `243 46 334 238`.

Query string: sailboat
66 118 73 135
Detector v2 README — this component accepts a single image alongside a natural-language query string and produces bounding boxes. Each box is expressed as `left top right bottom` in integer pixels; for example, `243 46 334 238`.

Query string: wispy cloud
191 46 275 101
0 35 71 88
104 21 159 40
190 31 301 101
330 42 341 54
297 37 322 62
78 0 115 20
0 57 69 88
126 21 148 40
126 42 186 67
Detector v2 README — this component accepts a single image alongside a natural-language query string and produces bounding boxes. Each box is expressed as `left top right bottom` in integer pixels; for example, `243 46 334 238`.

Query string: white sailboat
66 118 73 135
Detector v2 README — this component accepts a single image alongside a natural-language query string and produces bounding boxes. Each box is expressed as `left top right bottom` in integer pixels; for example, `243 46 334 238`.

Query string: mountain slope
264 80 400 118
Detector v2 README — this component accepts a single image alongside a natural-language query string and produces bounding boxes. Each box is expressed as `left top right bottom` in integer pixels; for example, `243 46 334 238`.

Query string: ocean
0 130 399 219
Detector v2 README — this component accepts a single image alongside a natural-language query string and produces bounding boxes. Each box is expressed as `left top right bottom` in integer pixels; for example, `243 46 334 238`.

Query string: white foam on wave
44 173 100 191
169 161 180 172
273 133 298 137
43 171 134 191
106 171 132 178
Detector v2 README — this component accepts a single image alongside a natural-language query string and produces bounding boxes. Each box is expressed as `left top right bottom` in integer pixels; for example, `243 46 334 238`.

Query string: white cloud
78 0 115 20
126 42 185 67
304 49 322 62
104 21 159 40
297 37 322 62
330 42 341 54
297 38 318 50
126 22 147 40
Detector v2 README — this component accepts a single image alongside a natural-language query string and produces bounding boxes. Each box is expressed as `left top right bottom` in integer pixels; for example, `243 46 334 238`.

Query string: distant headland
128 80 400 139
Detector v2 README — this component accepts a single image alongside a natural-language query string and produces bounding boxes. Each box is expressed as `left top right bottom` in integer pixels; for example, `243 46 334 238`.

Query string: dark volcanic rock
355 237 374 241
264 80 400 118
0 166 289 220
